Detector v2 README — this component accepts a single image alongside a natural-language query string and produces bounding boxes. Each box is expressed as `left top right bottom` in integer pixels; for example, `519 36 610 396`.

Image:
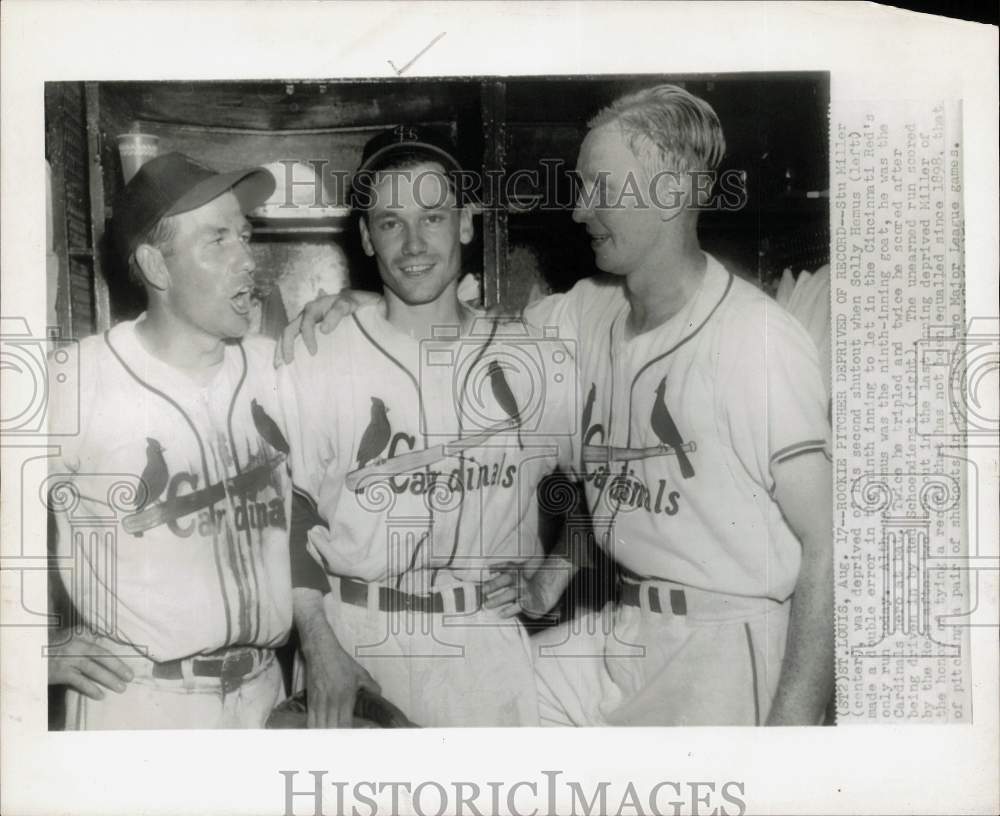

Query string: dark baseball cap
351 125 465 209
114 152 275 261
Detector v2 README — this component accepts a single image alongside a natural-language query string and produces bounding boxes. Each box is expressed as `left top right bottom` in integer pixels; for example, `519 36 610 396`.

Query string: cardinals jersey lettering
525 255 830 601
280 304 573 595
49 319 293 661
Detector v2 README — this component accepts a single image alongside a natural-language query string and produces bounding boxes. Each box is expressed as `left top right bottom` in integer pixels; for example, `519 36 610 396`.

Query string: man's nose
572 192 592 224
237 240 256 274
402 225 427 255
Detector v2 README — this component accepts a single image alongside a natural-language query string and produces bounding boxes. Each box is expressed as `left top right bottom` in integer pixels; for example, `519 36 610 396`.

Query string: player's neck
137 307 226 381
624 236 706 336
383 288 469 340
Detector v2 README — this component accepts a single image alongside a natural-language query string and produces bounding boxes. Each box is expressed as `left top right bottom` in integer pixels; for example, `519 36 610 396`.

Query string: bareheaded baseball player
48 154 293 729
278 126 573 727
284 85 833 727
519 84 833 726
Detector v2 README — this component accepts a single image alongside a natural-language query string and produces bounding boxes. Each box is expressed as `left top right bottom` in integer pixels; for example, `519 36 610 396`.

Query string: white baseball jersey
525 253 829 601
279 303 572 726
49 318 293 663
279 303 572 595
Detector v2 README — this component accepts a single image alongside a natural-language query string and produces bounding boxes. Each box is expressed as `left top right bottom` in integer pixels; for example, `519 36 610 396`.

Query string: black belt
338 576 483 614
620 582 687 616
152 647 263 693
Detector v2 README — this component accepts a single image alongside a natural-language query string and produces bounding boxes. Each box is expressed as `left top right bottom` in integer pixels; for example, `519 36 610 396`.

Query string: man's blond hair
589 84 726 179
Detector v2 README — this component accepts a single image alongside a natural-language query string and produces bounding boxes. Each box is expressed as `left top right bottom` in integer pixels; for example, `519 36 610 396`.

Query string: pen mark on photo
388 32 446 76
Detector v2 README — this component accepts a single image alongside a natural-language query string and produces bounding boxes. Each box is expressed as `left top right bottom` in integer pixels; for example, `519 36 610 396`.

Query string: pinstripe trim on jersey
103 330 234 646
604 310 621 447
744 622 761 726
398 531 431 590
624 271 734 448
437 317 501 581
586 313 627 553
585 314 623 520
225 344 260 644
352 312 437 586
208 441 250 644
770 439 828 465
352 313 429 447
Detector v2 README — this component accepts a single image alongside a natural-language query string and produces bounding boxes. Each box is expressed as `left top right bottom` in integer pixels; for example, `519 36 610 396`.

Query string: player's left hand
483 561 554 620
47 630 134 700
275 288 382 366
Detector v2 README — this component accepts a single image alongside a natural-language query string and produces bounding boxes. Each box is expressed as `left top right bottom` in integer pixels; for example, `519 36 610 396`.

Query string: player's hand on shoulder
276 288 382 366
47 629 134 700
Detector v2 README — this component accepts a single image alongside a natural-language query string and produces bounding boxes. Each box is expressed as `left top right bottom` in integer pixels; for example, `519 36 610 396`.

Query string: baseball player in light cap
278 126 574 727
48 153 294 729
282 85 833 726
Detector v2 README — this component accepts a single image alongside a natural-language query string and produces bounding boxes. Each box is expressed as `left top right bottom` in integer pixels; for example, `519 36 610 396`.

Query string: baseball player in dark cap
48 153 295 728
277 126 574 727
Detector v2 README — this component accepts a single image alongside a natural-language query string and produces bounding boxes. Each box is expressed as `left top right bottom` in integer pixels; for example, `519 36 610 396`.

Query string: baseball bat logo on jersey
580 378 697 474
350 393 519 500
578 376 699 517
121 404 289 538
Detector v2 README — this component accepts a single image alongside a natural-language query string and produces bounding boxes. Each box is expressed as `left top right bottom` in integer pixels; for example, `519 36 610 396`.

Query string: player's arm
288 487 381 728
45 343 133 699
277 282 576 367
484 474 588 619
292 587 380 728
276 289 382 365
766 450 833 725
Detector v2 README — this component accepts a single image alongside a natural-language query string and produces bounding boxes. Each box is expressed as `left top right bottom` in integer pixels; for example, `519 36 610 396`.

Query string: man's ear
458 206 474 246
651 169 689 222
134 244 170 291
358 217 375 257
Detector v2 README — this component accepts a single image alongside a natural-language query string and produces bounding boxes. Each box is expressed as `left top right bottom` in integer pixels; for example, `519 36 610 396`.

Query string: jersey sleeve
277 342 340 506
720 300 830 493
47 339 105 536
46 339 115 627
47 339 88 474
522 291 585 475
277 343 340 592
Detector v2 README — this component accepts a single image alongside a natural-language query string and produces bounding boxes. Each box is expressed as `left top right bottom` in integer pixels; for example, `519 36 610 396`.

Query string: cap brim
165 167 276 218
357 142 463 176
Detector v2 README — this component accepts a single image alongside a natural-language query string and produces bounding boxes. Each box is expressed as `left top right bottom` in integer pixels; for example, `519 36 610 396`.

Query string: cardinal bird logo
581 381 606 446
251 399 289 455
356 397 391 468
487 360 523 448
651 376 695 479
138 437 169 510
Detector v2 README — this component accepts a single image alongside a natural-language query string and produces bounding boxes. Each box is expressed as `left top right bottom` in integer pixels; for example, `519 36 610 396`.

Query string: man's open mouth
230 288 252 315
